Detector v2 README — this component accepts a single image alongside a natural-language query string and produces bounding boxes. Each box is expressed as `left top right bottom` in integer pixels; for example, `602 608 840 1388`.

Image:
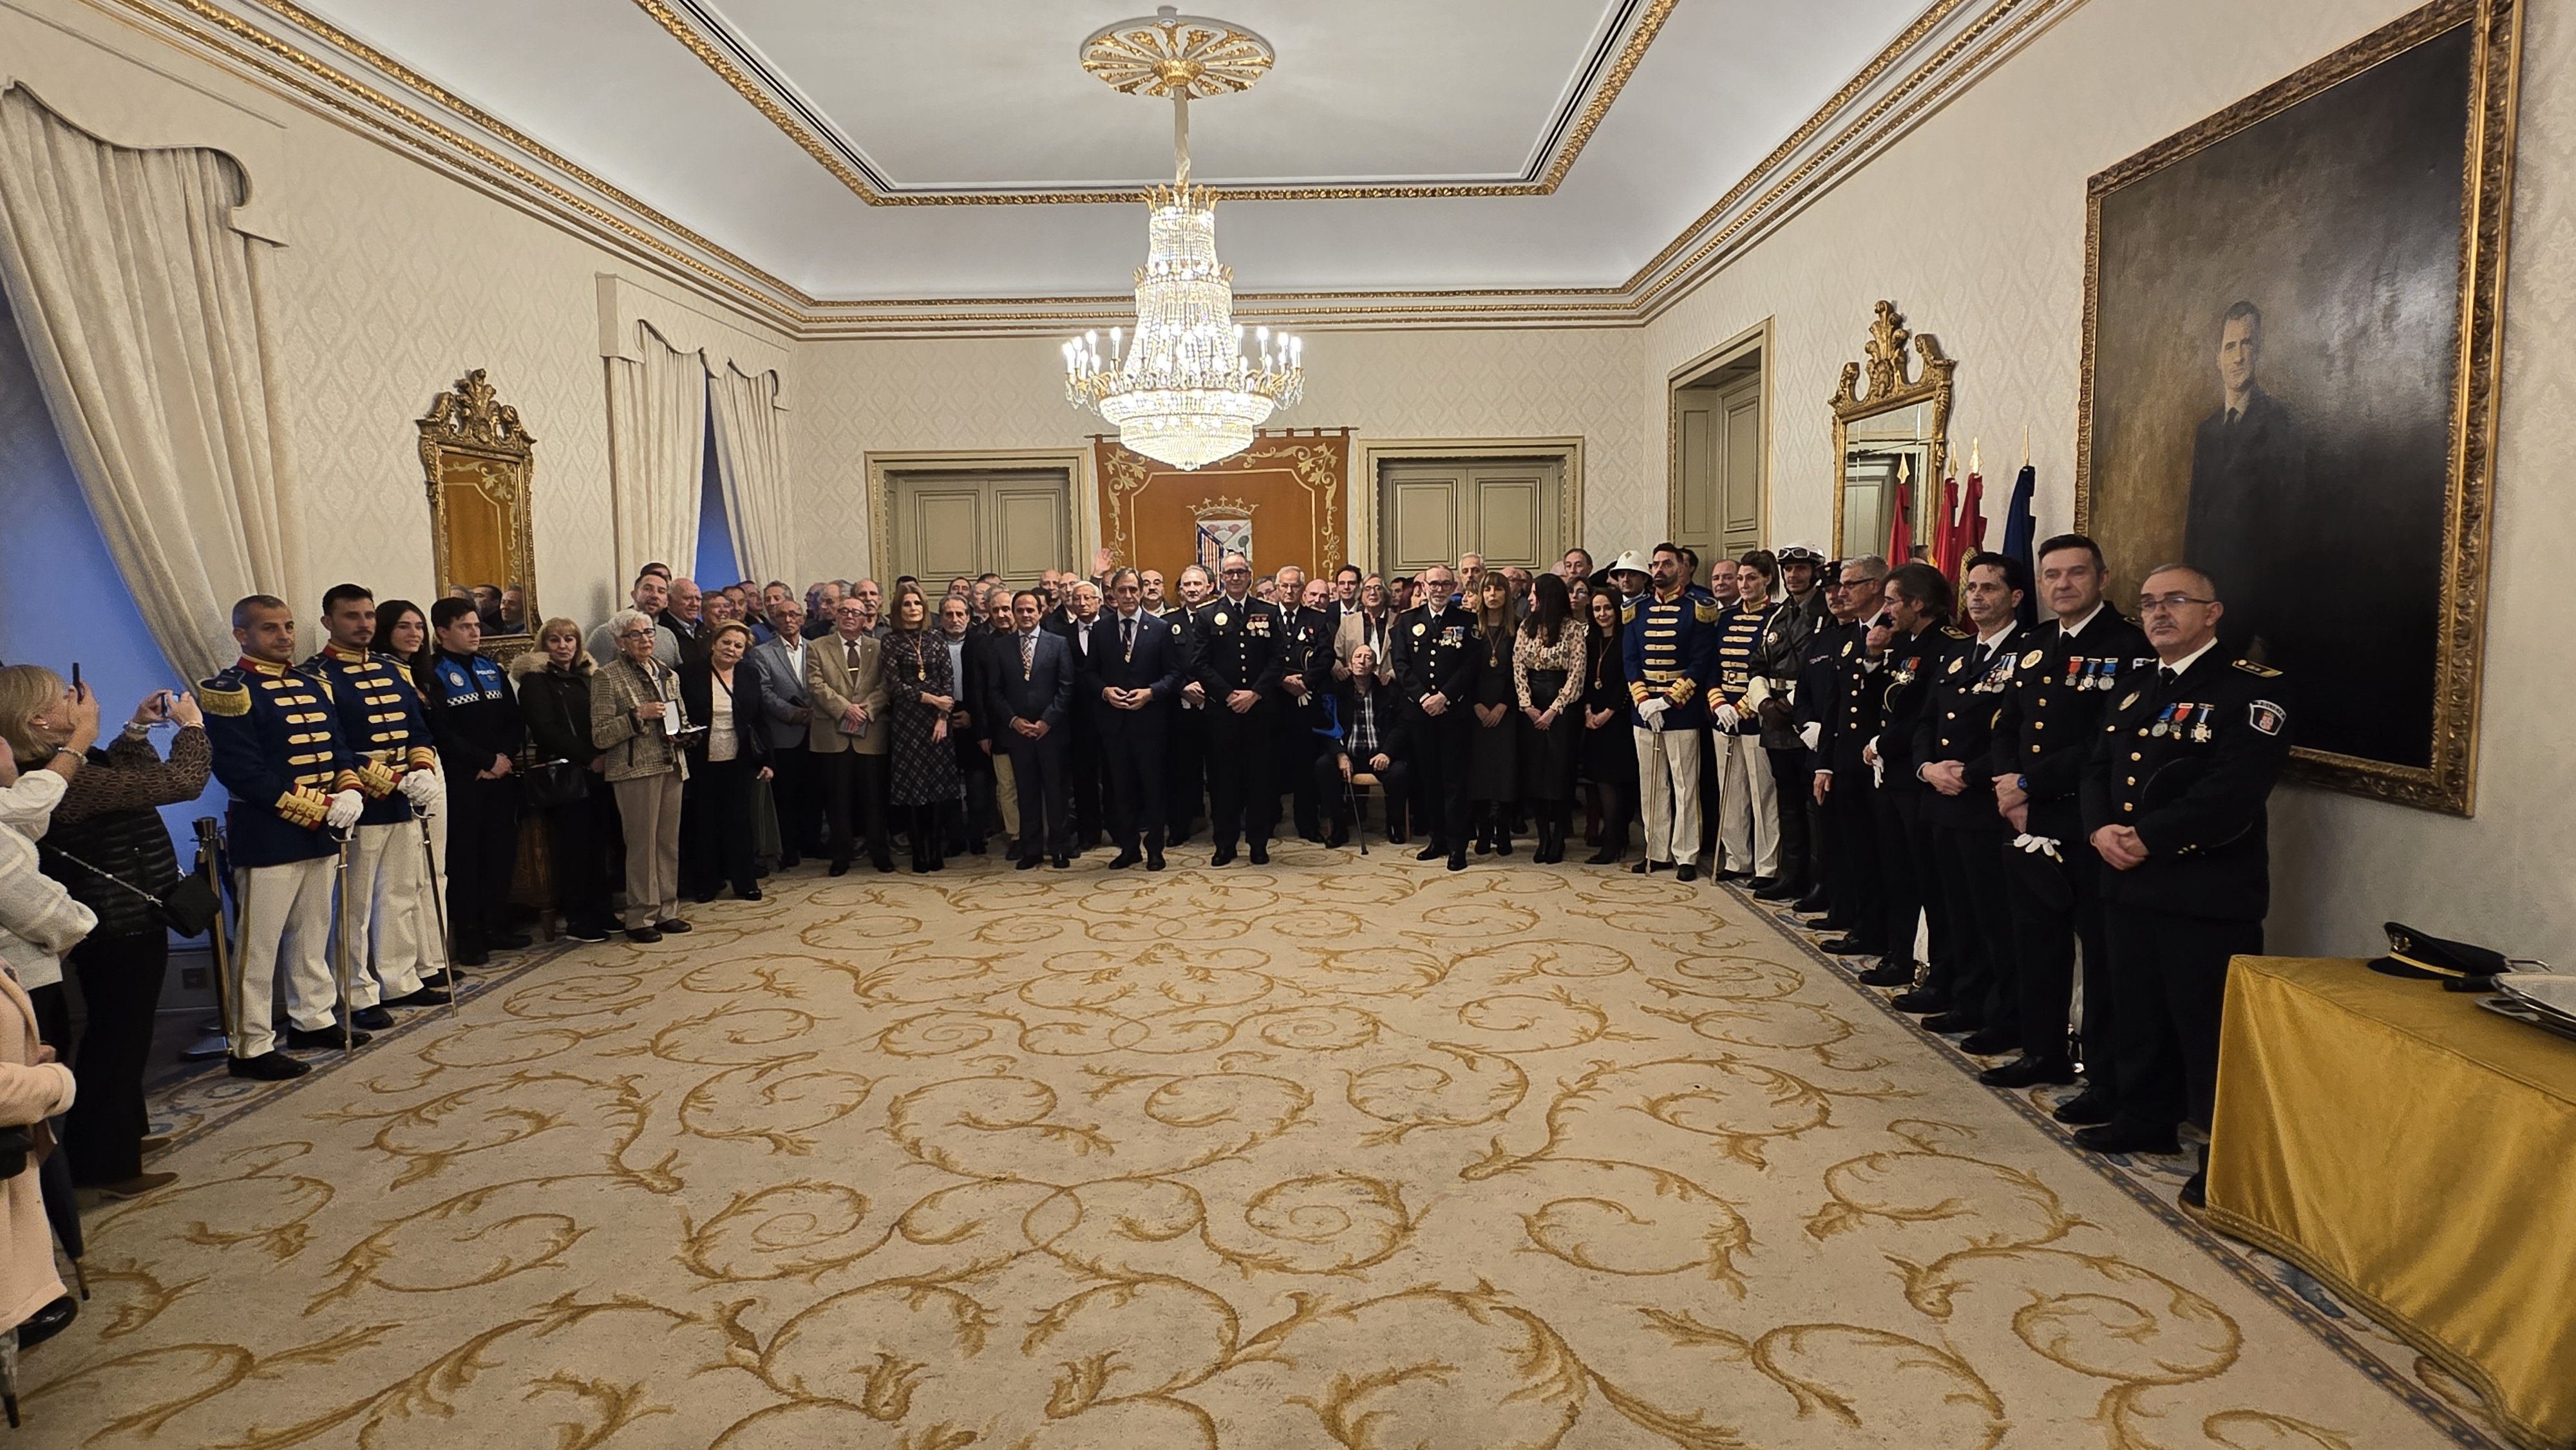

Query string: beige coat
0 967 73 1330
1334 610 1397 684
589 654 690 784
804 631 891 757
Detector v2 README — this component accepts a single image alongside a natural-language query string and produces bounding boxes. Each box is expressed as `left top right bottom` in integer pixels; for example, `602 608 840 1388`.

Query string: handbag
522 757 589 810
42 844 220 938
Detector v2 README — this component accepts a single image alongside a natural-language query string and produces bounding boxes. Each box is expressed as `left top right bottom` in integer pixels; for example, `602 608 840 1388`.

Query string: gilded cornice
99 0 2060 335
627 0 1678 205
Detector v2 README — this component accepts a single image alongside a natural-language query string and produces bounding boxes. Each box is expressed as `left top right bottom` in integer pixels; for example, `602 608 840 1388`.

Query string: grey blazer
750 634 813 749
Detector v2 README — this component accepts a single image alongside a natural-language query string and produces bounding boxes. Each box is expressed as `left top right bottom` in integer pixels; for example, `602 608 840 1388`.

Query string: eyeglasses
616 628 655 639
2137 593 2215 616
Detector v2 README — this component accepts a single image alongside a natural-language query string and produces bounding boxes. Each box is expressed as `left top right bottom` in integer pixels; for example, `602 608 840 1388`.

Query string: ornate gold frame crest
1829 300 1955 556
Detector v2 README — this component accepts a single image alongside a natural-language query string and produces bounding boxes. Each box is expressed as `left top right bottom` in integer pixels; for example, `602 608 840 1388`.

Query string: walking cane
191 818 242 1053
328 828 356 1052
413 802 459 1021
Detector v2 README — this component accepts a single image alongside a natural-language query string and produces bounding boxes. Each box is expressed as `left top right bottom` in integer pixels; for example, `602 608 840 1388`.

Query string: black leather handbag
43 845 220 939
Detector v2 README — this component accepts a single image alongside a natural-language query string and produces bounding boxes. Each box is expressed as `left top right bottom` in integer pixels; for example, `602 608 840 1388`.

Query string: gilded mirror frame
1829 300 1955 558
417 369 538 661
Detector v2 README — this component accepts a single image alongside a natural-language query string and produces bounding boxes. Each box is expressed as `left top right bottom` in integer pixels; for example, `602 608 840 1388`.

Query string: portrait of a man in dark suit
2183 301 2305 661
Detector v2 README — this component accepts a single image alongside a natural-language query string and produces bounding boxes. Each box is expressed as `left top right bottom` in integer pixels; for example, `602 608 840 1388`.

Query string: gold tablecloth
2209 956 2576 1450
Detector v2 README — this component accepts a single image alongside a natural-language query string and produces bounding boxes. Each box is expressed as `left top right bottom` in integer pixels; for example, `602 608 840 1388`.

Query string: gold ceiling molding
100 0 2041 335
626 0 1676 205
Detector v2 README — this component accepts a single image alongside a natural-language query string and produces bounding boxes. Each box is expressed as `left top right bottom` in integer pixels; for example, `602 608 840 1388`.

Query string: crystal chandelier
1064 8 1303 471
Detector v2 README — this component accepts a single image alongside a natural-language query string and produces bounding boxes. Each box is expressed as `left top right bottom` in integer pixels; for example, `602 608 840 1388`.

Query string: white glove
1712 703 1740 731
399 770 444 809
325 789 364 831
1798 722 1822 753
1636 698 1669 731
2012 833 2063 862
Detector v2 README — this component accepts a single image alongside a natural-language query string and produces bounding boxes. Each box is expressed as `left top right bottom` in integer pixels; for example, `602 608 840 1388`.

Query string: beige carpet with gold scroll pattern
25 854 2499 1447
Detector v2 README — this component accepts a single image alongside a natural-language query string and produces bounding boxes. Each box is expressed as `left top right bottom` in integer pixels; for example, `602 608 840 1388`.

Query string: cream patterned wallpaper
1641 0 2576 959
791 327 1649 585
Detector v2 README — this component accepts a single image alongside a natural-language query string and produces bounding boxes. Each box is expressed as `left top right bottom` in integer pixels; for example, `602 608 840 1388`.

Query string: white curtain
0 86 300 681
605 320 705 583
707 363 793 588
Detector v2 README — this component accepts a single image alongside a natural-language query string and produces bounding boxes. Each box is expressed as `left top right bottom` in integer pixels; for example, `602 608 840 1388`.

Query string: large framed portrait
2074 0 2521 815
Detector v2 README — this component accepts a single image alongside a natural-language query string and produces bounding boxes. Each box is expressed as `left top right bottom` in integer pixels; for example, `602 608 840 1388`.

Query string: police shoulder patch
200 682 251 717
2233 659 2281 678
2248 699 2287 735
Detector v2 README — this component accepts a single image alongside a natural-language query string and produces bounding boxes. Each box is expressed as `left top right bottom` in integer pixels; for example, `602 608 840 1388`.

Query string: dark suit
677 655 773 898
1083 610 1186 854
985 628 1077 858
2184 386 2303 660
1044 610 1106 849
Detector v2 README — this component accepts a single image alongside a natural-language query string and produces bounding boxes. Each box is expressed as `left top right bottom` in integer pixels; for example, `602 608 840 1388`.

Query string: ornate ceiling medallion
1063 8 1304 470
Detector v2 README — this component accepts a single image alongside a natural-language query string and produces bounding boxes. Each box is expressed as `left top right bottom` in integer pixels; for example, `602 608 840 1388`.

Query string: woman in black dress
1579 588 1639 865
884 585 963 873
1513 573 1585 863
1466 572 1521 856
512 617 616 941
678 622 773 901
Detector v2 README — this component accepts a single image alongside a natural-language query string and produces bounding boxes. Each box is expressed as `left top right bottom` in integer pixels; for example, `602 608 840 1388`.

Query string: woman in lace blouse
1513 574 1587 863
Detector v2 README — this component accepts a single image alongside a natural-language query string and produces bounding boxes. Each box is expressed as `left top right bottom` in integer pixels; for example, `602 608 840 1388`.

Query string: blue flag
2000 464 2038 567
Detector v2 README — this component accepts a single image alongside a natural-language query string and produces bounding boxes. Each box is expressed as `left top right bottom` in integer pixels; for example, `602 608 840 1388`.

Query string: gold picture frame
417 369 539 661
2074 0 2519 815
1830 300 1955 558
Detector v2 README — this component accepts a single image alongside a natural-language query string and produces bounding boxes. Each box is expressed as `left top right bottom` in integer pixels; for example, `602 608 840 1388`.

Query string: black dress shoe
2051 1088 2118 1125
1585 845 1622 865
874 858 897 874
656 919 693 934
382 986 452 1008
564 922 611 943
350 1006 395 1031
2177 1171 2207 1210
1051 854 1070 869
1958 1027 2019 1055
692 890 720 905
1146 851 1166 871
1920 1012 1983 1035
1446 850 1468 872
1889 988 1951 1014
1247 844 1269 865
738 887 763 901
1211 845 1238 867
1017 855 1042 871
1416 843 1444 862
1712 868 1747 883
1109 851 1141 869
1325 829 1349 849
284 1024 370 1050
2073 1122 2181 1156
1674 862 1698 883
1857 960 1918 987
419 970 459 990
829 860 851 877
1792 891 1830 915
227 1050 310 1080
1816 937 1873 956
491 932 533 952
453 948 491 968
1979 1055 2078 1088
1750 878 1793 899
625 927 663 944
14 1294 76 1351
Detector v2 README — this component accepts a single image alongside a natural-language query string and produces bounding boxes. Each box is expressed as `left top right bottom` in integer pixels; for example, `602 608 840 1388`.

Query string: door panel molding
1356 438 1583 576
1667 318 1772 553
866 447 1095 583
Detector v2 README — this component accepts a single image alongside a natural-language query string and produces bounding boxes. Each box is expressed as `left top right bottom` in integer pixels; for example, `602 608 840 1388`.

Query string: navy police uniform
1984 607 2154 1082
200 655 361 1058
1875 622 1969 998
1387 599 1481 860
1276 604 1338 841
426 649 526 963
2079 647 2293 1143
1804 620 1887 956
304 644 443 1008
1164 598 1214 842
1912 625 2034 1045
1191 594 1289 858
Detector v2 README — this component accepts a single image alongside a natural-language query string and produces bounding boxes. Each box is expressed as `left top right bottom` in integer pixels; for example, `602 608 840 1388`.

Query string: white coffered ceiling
233 0 2021 310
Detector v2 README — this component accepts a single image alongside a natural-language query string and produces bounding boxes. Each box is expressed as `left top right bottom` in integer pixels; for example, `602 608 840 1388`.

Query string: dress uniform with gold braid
1387 595 1482 862
1190 590 1289 860
1707 597 1781 881
1622 586 1719 874
1911 623 2036 1047
200 655 361 1062
1981 606 2154 1089
304 644 445 1013
1875 620 1970 1003
2078 648 2293 1151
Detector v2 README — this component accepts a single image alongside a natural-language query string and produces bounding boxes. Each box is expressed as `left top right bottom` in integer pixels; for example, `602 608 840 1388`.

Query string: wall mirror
417 369 538 656
1830 300 1955 558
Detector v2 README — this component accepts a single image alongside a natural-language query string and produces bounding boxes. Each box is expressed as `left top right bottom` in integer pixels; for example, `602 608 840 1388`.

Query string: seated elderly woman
589 608 694 943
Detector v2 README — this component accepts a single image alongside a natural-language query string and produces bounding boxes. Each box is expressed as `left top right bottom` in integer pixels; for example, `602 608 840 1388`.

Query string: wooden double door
886 469 1070 586
1378 458 1567 577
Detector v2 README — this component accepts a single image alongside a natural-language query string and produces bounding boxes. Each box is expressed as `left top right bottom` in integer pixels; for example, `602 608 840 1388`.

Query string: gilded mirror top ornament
419 368 535 455
1832 299 1955 417
1081 7 1276 98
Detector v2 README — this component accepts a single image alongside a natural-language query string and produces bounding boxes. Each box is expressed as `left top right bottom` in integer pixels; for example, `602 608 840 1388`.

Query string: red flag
1961 462 1987 556
1931 469 1962 580
1887 460 1913 566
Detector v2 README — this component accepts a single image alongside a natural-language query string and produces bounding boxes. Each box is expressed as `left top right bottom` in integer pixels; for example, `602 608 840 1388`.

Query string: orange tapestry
1093 429 1350 579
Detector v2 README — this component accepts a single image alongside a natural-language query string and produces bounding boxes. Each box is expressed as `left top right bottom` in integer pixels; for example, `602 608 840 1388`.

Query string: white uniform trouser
378 767 451 983
343 820 430 1008
231 856 339 1057
1634 724 1705 866
1714 729 1780 876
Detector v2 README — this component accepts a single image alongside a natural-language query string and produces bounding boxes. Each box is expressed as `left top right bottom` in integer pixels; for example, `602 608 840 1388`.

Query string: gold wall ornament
417 368 540 659
1830 301 1955 558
